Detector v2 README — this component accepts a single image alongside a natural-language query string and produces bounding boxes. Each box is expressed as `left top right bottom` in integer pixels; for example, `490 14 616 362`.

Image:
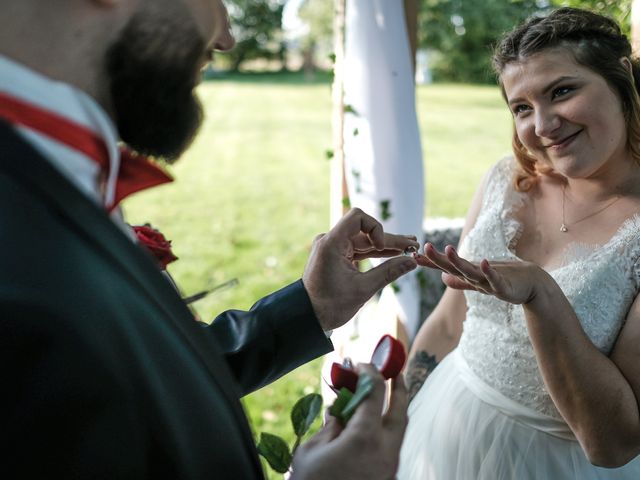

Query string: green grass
123 73 513 478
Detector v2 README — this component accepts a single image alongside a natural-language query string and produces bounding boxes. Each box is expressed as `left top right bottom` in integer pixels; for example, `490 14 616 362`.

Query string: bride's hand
416 243 543 305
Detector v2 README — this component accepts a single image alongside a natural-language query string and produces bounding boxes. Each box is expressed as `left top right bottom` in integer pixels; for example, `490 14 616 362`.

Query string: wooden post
404 0 418 75
330 0 347 227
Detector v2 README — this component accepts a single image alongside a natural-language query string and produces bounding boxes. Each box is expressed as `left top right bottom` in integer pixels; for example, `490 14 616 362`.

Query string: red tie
0 92 173 210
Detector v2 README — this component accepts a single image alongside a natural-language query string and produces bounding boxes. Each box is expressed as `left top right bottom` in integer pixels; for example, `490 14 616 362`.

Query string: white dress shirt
0 55 123 208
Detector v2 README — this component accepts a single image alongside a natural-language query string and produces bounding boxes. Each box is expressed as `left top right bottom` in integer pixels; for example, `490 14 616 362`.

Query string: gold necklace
560 184 622 233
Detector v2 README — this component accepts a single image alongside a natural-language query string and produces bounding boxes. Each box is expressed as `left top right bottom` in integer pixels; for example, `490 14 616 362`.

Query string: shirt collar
0 55 121 207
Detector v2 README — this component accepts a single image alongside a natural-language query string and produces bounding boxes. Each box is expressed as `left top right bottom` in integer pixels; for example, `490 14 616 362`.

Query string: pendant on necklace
560 224 568 233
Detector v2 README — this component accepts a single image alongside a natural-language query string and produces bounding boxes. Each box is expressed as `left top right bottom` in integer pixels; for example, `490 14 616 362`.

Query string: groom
0 0 417 478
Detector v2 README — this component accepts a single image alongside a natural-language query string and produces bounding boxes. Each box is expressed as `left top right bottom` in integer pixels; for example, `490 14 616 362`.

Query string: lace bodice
457 156 640 419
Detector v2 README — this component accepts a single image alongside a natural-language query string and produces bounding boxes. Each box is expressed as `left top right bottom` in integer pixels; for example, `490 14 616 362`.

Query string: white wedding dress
398 157 640 479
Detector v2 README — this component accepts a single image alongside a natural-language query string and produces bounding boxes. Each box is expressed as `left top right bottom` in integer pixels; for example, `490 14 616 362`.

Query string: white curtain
342 0 424 339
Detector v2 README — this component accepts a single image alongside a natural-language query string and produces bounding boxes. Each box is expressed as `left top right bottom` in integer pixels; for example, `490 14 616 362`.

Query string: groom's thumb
360 257 417 295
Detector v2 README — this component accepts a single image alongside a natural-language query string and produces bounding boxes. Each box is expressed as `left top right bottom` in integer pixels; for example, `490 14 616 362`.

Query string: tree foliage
417 0 632 83
418 0 544 83
222 0 287 71
297 0 334 72
553 0 631 35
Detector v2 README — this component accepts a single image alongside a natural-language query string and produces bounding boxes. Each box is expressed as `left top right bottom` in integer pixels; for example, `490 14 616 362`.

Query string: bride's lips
544 129 583 150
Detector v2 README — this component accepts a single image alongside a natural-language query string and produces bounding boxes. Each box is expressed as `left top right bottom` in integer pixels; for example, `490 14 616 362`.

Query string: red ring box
330 334 406 393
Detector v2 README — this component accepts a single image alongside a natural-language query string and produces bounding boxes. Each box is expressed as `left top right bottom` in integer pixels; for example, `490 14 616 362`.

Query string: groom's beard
105 7 205 163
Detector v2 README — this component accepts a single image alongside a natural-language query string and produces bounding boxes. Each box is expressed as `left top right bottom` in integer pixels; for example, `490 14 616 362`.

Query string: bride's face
501 47 629 180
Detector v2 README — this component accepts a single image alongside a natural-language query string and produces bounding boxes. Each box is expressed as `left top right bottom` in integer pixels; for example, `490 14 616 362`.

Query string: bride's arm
421 246 640 467
405 288 466 402
524 274 640 468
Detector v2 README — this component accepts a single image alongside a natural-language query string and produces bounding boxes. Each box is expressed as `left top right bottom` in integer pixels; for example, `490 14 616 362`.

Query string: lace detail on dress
457 156 640 419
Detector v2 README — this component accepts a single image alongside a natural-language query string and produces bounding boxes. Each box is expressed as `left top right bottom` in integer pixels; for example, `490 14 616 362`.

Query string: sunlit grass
123 74 512 478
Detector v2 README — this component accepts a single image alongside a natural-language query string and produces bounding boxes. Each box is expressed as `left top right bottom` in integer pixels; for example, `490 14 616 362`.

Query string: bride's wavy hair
492 7 640 192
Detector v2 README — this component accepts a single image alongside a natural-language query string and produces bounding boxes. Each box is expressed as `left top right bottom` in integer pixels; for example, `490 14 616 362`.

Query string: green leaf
325 149 334 160
328 388 353 423
257 432 292 474
329 374 375 425
344 104 359 116
342 197 351 209
380 199 392 220
291 393 323 438
341 373 374 421
390 282 401 293
353 127 359 137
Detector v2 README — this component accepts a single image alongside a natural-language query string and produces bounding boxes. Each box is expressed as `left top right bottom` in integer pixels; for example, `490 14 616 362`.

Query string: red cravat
0 92 173 210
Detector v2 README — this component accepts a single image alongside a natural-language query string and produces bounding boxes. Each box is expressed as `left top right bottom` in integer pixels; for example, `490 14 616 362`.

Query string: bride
399 7 640 479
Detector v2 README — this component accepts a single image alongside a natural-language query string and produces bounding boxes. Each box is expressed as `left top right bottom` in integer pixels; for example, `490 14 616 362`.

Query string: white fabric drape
342 0 424 339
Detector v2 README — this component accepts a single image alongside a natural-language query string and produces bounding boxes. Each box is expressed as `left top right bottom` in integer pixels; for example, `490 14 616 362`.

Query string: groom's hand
302 208 419 331
290 364 409 480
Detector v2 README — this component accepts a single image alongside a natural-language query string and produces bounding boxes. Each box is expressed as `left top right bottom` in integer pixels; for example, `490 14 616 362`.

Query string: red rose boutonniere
132 225 178 270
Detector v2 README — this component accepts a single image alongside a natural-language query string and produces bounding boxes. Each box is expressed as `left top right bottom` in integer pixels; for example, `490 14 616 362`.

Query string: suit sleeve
205 279 334 395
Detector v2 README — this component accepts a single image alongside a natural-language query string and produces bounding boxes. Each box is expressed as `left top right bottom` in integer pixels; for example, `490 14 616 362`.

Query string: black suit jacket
0 123 332 478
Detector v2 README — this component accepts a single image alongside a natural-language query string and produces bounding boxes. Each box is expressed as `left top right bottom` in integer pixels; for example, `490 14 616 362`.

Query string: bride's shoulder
479 155 519 196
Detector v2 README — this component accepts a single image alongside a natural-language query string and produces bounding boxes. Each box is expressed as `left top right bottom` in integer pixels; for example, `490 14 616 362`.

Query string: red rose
132 225 178 270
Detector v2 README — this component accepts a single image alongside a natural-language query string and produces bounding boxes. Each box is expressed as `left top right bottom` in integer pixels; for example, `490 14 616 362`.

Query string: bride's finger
414 253 439 269
442 272 481 291
424 243 459 274
480 259 505 293
444 246 484 282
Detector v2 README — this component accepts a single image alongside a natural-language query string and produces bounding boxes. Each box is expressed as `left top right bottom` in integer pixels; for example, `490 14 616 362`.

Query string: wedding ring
403 245 418 256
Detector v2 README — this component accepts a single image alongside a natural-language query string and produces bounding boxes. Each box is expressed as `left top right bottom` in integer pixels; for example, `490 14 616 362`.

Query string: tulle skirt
398 349 640 479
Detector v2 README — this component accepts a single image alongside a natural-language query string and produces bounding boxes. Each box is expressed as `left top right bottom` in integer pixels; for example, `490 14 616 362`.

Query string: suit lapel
0 122 264 475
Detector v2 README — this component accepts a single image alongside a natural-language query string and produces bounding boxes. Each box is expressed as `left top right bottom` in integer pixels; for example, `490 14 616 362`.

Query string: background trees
218 0 632 81
416 0 631 83
222 0 287 72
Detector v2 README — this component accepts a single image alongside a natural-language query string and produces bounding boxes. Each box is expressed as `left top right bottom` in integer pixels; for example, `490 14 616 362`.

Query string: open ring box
329 334 407 393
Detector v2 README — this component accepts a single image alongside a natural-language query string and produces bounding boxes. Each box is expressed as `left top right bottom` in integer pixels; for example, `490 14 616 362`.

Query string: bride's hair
492 7 640 192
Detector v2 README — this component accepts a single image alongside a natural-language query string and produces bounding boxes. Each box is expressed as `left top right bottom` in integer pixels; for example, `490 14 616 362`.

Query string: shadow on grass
202 69 333 85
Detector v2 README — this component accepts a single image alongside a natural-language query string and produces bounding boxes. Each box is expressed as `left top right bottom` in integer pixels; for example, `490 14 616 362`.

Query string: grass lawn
123 73 513 478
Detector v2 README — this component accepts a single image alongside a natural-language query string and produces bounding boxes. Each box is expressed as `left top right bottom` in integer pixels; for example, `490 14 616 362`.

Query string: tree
554 0 631 34
222 0 287 72
297 0 335 73
417 0 631 84
417 0 543 83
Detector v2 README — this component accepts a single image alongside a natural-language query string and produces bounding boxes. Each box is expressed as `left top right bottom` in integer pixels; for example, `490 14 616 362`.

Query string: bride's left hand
416 243 543 305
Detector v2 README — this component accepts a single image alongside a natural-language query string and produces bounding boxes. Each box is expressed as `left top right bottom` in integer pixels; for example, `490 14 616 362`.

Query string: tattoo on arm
405 350 439 403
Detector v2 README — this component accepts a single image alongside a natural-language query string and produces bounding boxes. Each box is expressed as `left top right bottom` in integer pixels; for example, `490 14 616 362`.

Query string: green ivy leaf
380 199 392 220
342 197 351 209
344 104 359 116
329 373 375 425
341 373 374 421
328 388 353 424
291 393 323 438
328 52 337 63
325 149 334 160
257 432 292 474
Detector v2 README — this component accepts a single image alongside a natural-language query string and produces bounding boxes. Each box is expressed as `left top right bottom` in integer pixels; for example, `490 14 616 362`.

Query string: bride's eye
552 86 574 99
512 104 531 116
